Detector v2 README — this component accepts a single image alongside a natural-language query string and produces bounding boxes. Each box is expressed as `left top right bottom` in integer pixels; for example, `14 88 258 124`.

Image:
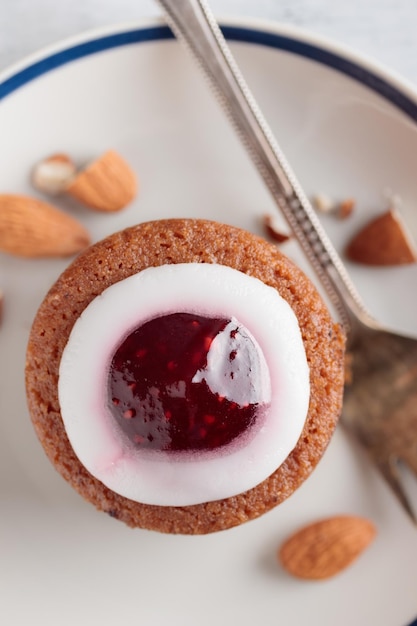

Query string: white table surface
1 0 417 88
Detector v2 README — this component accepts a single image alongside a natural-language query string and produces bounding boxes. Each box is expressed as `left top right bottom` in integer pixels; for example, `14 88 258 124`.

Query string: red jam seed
108 312 264 452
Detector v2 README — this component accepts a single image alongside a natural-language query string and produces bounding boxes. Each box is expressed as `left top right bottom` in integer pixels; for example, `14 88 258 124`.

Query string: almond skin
0 194 91 258
66 150 137 212
278 515 376 580
346 208 417 265
336 198 355 220
263 214 291 243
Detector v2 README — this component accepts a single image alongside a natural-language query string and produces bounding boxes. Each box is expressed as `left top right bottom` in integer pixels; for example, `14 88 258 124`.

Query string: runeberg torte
26 219 345 534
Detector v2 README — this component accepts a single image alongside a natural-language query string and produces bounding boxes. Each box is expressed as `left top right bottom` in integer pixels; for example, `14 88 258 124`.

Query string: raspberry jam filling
108 312 267 452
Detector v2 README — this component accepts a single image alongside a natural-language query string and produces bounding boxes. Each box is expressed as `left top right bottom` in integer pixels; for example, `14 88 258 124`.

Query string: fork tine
375 455 417 525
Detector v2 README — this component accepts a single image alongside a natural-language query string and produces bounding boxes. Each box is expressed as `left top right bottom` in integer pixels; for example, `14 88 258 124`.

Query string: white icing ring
58 263 310 506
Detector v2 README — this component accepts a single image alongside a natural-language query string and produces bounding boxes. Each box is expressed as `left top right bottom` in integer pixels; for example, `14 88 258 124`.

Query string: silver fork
157 0 417 523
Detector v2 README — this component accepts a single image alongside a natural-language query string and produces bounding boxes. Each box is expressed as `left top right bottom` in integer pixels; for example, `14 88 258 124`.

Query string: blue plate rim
0 18 417 126
0 16 416 626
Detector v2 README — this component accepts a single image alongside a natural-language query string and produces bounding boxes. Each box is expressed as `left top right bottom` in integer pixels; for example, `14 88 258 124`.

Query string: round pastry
26 219 345 534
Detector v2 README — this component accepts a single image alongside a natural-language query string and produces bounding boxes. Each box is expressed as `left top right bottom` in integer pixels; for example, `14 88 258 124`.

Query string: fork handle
157 0 375 337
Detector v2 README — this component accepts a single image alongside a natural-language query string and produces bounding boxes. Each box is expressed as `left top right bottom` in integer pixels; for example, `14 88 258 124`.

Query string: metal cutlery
157 0 417 523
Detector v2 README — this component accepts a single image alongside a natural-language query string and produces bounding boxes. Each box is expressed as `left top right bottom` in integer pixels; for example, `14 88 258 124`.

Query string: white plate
1 17 417 626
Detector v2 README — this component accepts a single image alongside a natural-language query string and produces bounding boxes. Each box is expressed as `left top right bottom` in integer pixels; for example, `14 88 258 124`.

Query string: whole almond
66 149 137 212
278 515 376 580
346 208 417 265
0 194 90 258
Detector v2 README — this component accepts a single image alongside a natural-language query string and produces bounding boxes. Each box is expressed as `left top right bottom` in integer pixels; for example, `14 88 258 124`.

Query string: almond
336 198 355 220
32 153 76 195
66 150 137 212
312 193 335 214
263 214 291 243
0 194 90 258
346 208 417 265
278 515 376 580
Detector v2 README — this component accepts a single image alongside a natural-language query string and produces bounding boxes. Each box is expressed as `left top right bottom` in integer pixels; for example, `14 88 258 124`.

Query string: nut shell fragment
312 194 335 214
263 214 291 243
67 150 137 212
345 208 417 266
0 194 90 258
336 198 355 220
278 515 376 580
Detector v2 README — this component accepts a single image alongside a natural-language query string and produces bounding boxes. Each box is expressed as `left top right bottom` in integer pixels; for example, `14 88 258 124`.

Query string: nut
345 208 417 265
278 515 376 580
312 193 335 214
66 150 137 212
0 194 90 258
336 198 355 220
263 214 291 243
312 194 355 219
32 153 76 195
